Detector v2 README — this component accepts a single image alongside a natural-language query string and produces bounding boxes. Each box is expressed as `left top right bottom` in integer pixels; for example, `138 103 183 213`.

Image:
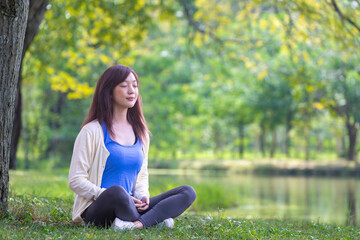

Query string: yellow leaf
46 67 54 75
88 36 98 45
90 28 99 36
245 61 256 69
236 10 246 21
256 41 263 47
280 45 290 56
303 52 310 62
257 69 268 81
317 58 323 65
194 34 202 47
284 14 290 24
193 11 203 21
312 102 324 110
254 53 262 61
259 19 268 30
100 55 112 65
293 55 299 63
211 82 218 88
306 86 314 92
67 92 82 99
182 84 190 92
77 58 85 65
135 0 146 10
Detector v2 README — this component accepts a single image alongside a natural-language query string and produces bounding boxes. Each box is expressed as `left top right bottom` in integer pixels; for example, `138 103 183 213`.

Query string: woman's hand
132 196 149 212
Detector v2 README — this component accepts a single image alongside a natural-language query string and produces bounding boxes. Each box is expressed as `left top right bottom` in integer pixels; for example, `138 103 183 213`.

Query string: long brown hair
82 65 150 144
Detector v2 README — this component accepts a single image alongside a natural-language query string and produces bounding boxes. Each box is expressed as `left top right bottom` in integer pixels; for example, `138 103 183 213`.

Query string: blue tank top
100 122 144 195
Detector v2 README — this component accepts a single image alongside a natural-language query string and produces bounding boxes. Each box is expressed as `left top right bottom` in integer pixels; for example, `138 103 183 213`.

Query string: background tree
0 0 29 213
10 0 49 169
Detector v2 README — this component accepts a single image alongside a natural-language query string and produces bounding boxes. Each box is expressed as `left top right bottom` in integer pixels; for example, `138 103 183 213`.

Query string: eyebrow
122 79 137 84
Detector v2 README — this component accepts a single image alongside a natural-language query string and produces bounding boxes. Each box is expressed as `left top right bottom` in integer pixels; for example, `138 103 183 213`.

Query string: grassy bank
179 159 360 177
1 194 359 239
2 169 360 239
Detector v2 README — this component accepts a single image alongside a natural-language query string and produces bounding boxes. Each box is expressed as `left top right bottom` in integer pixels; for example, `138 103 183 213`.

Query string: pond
150 169 359 226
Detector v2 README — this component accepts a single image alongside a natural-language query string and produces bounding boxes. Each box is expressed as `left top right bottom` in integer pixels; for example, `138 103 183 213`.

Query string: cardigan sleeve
68 127 105 201
133 133 150 199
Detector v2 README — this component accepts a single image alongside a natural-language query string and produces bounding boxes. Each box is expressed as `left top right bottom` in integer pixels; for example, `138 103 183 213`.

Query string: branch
177 0 248 45
330 0 360 34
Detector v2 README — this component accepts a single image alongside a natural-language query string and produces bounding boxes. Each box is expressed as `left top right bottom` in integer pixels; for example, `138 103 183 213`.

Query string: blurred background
9 0 360 226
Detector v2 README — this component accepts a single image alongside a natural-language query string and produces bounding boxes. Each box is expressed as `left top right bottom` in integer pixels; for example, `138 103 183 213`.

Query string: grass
1 169 360 239
1 194 359 239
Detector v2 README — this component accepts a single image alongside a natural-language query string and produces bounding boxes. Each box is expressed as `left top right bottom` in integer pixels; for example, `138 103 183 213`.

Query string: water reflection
150 171 359 226
347 180 357 225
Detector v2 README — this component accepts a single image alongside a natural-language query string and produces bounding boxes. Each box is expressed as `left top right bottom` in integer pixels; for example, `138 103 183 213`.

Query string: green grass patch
8 169 239 213
2 169 359 239
1 194 359 239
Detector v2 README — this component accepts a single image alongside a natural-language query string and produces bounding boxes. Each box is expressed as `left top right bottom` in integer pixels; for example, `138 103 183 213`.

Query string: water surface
150 170 359 226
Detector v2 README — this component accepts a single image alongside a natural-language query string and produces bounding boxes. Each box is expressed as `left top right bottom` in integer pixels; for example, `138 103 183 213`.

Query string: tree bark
346 121 358 161
9 0 49 169
0 0 29 213
10 77 21 169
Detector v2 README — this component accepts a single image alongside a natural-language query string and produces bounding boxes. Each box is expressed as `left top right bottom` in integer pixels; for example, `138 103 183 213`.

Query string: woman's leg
138 185 196 227
81 185 140 227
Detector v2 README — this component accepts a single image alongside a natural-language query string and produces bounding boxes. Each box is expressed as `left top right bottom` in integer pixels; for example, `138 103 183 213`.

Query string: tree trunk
285 111 292 158
316 133 323 153
0 0 29 213
10 75 21 169
238 122 245 159
270 130 277 158
341 135 346 157
10 0 49 169
260 124 266 157
304 126 310 161
346 121 358 161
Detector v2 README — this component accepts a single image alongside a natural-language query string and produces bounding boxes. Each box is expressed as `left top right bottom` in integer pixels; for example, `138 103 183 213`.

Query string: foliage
18 0 360 167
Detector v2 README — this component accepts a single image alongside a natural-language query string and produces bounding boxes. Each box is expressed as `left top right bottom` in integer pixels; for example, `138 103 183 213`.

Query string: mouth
127 97 135 101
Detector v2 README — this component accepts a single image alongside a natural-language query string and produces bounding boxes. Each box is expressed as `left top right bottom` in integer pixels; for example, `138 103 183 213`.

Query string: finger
135 202 146 208
138 203 149 209
132 198 142 204
138 206 149 211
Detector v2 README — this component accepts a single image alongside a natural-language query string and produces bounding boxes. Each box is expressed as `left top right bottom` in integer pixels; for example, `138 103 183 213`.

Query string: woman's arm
68 127 105 201
133 133 150 200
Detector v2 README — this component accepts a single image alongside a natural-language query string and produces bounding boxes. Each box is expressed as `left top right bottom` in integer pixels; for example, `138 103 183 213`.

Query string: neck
112 106 128 124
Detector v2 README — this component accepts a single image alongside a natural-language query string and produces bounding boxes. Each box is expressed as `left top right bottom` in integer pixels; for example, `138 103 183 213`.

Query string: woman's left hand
136 196 149 212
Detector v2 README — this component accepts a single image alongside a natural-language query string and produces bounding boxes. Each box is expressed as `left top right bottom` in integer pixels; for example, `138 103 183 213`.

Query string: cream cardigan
68 120 150 223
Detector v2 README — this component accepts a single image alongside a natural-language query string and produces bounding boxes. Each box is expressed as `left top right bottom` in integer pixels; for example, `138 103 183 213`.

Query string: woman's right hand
132 197 148 212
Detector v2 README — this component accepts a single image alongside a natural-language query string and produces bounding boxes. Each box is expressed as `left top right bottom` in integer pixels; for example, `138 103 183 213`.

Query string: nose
128 85 135 94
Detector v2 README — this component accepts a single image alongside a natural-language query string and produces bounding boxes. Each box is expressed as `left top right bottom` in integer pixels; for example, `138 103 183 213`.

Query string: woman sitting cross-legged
68 65 196 230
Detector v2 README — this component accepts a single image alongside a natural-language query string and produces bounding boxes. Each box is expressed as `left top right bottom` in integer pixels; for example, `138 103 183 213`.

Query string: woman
68 65 196 230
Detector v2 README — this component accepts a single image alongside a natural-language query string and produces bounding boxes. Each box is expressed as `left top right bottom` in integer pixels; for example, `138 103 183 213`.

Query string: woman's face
112 72 138 109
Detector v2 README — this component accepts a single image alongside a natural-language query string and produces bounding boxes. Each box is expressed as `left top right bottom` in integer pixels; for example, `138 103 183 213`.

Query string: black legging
81 185 196 228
